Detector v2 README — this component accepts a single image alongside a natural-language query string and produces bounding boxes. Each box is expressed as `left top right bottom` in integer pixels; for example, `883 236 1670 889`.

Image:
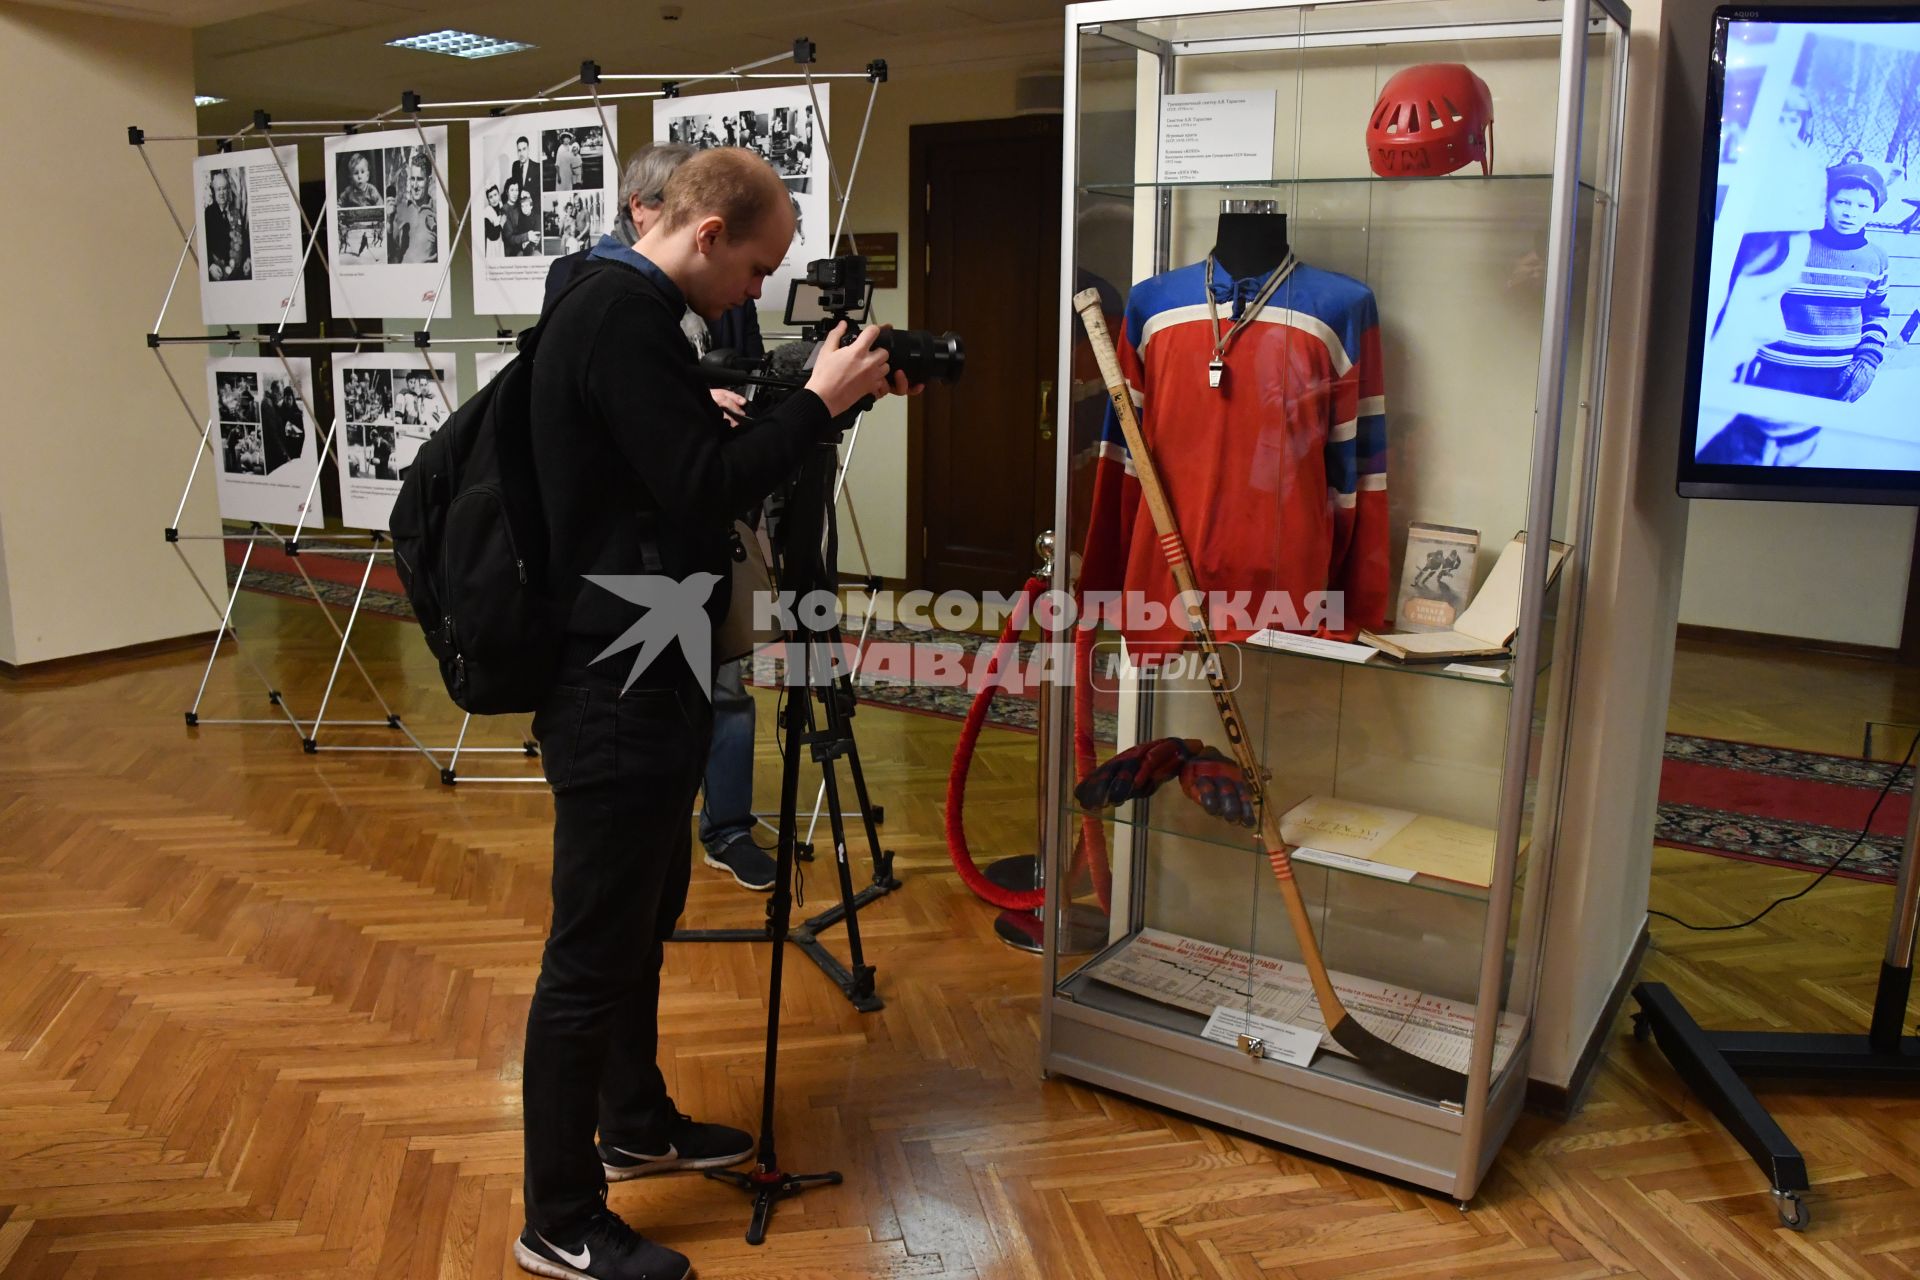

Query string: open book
1358 534 1569 662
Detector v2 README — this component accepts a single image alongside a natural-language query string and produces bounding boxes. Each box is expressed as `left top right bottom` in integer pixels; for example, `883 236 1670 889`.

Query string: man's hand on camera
709 388 749 423
805 322 898 418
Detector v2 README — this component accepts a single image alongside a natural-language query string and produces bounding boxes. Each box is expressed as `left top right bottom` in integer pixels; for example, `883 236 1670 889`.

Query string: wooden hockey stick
1071 288 1469 1105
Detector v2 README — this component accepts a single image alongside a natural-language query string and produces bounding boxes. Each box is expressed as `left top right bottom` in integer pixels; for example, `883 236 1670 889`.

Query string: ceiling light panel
387 29 536 59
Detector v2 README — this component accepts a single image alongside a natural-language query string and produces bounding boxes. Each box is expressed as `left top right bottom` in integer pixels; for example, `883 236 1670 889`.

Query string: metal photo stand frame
135 120 394 743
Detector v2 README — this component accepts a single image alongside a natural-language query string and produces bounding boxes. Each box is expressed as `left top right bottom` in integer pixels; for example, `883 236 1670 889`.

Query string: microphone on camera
697 348 756 387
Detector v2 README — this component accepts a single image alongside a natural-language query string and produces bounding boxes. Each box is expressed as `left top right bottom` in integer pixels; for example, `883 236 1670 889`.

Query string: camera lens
874 329 965 385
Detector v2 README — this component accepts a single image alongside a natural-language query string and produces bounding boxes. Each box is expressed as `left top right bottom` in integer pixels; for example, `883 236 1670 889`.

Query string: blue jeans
698 658 756 850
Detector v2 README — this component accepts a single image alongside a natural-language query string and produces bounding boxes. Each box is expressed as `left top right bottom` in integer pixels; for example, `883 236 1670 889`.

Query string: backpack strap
519 257 624 360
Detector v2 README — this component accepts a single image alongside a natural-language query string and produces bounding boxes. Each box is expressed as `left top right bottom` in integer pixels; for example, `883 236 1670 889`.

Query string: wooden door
910 115 1062 595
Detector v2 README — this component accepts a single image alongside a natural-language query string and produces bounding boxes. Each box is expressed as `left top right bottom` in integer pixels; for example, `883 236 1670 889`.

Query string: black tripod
669 433 900 1011
702 433 894 1241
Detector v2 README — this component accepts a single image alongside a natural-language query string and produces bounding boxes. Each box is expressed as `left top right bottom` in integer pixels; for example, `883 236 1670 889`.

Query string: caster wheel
1632 1013 1651 1043
1773 1189 1808 1231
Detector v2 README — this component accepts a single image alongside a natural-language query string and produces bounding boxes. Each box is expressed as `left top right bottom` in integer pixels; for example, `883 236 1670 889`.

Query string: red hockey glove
1075 737 1200 810
1179 749 1257 828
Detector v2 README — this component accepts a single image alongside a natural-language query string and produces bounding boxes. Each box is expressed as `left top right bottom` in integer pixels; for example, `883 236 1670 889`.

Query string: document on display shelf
1084 928 1524 1078
1156 92 1277 184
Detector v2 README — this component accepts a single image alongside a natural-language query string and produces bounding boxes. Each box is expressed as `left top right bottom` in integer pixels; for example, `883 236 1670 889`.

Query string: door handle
1039 379 1055 442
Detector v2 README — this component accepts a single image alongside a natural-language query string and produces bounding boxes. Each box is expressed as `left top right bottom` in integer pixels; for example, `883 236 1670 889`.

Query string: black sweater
530 257 831 641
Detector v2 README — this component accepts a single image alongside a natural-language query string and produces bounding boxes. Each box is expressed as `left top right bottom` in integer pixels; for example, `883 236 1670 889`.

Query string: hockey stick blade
1325 1013 1468 1106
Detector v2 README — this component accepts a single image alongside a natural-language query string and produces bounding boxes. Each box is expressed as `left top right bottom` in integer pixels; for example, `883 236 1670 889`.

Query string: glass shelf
1079 173 1599 196
1237 637 1518 688
1062 802 1527 903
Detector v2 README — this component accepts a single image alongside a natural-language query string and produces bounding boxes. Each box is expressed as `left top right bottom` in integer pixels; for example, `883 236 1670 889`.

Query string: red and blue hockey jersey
1079 254 1390 646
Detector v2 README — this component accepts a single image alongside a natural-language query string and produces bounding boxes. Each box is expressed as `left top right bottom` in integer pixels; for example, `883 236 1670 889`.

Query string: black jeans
522 652 713 1235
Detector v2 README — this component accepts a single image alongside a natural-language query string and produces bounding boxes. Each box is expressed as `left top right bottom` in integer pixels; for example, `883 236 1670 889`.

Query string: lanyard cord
1204 253 1295 364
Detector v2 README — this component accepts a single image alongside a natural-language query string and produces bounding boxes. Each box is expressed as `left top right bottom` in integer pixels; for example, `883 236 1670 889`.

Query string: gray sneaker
702 835 777 891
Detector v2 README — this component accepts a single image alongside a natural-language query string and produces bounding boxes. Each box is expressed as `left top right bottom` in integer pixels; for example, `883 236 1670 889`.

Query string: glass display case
1039 0 1628 1201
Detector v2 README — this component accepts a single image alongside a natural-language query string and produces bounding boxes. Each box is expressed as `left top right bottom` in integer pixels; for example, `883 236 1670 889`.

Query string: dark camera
792 255 966 386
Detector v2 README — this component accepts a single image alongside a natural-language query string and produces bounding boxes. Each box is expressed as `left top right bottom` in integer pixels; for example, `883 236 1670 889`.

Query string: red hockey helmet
1366 63 1495 177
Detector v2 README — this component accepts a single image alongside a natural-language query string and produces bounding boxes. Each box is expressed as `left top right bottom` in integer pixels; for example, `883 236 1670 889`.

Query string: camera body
696 255 966 417
794 255 966 388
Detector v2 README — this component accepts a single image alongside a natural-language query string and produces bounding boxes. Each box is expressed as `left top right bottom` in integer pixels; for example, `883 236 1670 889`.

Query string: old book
1358 534 1569 662
1394 522 1479 633
1280 795 1497 888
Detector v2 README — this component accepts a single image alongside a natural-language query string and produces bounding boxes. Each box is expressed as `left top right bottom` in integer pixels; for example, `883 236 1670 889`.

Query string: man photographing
518 147 908 1280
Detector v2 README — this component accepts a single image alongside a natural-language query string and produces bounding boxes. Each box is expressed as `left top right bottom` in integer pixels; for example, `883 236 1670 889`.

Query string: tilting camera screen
1680 10 1920 503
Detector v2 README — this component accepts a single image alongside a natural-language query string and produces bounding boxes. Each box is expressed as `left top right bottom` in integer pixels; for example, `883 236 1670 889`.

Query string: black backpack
389 267 601 715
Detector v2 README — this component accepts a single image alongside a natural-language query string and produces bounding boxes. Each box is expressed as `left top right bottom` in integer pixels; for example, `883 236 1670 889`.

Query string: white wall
1680 503 1916 647
0 6 218 666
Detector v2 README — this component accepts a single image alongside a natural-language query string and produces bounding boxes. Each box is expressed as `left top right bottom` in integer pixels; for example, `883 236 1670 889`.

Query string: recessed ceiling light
195 95 226 107
388 29 535 59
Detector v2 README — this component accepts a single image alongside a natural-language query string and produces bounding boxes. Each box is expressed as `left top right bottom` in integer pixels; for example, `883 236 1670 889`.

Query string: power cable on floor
1649 729 1918 932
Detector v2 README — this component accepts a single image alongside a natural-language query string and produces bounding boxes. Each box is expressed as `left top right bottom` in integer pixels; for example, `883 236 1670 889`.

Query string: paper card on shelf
1382 816 1497 888
1156 91 1277 183
1280 796 1495 887
1292 846 1418 883
1444 664 1507 681
1280 796 1417 860
1084 929 1525 1079
1247 630 1377 663
1200 1007 1320 1066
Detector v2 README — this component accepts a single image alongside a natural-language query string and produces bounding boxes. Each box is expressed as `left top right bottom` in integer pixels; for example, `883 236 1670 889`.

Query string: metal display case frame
1038 0 1630 1202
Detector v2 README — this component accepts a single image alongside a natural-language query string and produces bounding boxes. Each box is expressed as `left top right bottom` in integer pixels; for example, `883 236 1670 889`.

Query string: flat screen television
1677 6 1920 504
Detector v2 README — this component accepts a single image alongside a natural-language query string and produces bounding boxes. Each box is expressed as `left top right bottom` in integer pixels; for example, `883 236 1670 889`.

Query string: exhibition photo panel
194 146 307 326
654 84 826 307
324 126 451 319
207 356 317 527
332 353 457 531
469 108 619 315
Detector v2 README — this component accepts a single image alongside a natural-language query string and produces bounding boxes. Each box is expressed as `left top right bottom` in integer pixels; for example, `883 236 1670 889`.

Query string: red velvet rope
943 578 1113 914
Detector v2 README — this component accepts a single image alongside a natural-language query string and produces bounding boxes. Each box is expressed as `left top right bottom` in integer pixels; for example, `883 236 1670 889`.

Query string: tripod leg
807 688 873 1001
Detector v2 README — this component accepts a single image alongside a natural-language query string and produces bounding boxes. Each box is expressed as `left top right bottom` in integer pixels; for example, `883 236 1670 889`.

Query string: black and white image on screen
1695 19 1920 470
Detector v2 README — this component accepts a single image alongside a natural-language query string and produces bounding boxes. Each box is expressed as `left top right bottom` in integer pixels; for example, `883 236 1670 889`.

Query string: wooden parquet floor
2 603 1919 1279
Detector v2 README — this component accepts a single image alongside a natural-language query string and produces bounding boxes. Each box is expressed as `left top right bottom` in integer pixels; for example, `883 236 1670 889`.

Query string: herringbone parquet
2 602 1918 1279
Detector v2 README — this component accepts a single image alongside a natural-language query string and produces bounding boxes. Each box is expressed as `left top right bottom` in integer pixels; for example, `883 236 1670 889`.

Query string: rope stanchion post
942 569 1112 954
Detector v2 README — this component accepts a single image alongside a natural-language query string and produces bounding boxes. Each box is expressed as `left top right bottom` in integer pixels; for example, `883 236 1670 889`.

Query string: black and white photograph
335 208 386 265
333 149 385 209
256 376 308 476
544 191 605 256
221 420 265 476
665 113 718 148
1695 19 1920 470
326 127 449 318
206 356 317 526
468 108 618 315
194 146 305 325
654 84 829 308
202 165 251 283
342 367 392 424
216 370 259 425
382 144 439 265
542 125 605 193
345 421 397 480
